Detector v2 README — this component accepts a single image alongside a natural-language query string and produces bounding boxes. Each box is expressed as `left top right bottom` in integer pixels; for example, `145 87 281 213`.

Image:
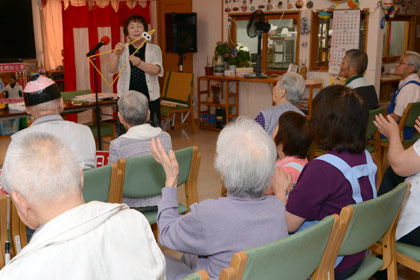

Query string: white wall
216 0 386 118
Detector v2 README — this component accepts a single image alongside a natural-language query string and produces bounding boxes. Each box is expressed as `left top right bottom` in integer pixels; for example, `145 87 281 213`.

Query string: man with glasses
387 51 420 132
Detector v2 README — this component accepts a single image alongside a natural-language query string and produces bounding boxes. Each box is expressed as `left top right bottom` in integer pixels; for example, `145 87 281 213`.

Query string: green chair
366 106 387 187
180 270 210 280
219 215 341 280
326 182 409 280
395 242 420 278
381 102 420 149
0 194 8 268
117 146 200 225
82 163 123 204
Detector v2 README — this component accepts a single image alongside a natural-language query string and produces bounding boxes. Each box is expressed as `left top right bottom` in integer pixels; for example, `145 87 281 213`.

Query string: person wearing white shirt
11 75 96 170
0 132 166 280
108 14 163 135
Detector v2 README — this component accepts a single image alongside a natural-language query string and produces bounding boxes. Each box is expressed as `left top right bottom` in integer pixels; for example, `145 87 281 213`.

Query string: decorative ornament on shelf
300 17 310 35
347 0 360 9
379 0 399 19
295 0 303 9
319 11 332 19
307 0 314 9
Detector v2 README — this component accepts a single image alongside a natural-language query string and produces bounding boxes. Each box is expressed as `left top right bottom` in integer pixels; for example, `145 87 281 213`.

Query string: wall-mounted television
0 0 36 63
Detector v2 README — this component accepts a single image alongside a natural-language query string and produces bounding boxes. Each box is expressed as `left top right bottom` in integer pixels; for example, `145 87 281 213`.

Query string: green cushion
61 89 91 102
180 272 201 280
397 242 420 262
82 165 112 202
138 204 188 224
346 255 384 280
241 215 335 280
89 123 113 138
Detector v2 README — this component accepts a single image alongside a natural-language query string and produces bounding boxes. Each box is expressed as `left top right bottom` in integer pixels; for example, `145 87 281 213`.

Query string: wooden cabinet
197 76 239 131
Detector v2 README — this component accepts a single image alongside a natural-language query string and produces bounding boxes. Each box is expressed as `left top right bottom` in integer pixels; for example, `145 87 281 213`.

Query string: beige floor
0 122 418 279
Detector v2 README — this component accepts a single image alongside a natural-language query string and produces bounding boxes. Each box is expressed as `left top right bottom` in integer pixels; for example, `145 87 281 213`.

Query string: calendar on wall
328 10 360 75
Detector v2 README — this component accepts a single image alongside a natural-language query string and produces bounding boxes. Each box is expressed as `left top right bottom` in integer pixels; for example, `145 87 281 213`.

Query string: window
309 10 369 71
382 15 415 62
229 12 300 75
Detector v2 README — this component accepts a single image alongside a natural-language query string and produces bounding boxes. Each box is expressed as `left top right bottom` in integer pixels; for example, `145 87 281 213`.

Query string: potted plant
214 42 229 76
228 46 251 69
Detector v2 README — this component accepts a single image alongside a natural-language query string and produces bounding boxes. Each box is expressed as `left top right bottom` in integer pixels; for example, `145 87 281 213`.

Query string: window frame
229 11 301 75
382 15 415 63
309 9 369 72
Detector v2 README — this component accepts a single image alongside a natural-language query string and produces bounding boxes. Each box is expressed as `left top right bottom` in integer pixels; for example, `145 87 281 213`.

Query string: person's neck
33 111 60 120
132 40 143 49
37 194 84 226
401 72 414 81
345 74 363 85
274 99 291 106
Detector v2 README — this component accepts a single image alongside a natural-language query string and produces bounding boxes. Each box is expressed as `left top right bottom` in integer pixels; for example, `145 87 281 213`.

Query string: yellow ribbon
87 29 155 88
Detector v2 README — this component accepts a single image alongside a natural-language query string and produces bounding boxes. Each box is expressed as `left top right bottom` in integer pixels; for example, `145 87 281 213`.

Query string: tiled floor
0 122 419 279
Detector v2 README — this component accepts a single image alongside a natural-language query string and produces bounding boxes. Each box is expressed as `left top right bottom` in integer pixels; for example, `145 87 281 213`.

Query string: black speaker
165 13 197 54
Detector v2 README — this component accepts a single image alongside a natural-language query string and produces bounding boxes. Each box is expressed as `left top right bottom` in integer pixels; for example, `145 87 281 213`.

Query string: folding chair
161 72 196 133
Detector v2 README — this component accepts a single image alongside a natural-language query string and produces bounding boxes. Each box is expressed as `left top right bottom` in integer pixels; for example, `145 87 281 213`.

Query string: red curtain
62 1 151 92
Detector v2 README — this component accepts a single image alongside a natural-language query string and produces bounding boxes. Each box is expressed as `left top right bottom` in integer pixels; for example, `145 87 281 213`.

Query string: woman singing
108 15 163 134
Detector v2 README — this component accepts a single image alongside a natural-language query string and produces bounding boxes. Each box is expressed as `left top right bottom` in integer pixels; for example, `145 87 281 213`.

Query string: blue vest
296 150 377 267
387 80 420 139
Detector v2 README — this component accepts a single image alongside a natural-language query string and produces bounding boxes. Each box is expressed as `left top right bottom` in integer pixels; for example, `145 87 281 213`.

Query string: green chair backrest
241 215 336 280
404 101 420 129
338 182 408 255
180 272 201 280
161 72 194 106
366 106 387 138
83 164 113 202
61 89 91 102
122 146 194 197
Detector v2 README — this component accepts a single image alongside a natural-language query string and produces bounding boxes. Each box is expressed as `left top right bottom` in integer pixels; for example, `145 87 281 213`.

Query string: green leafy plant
214 42 230 62
228 46 250 67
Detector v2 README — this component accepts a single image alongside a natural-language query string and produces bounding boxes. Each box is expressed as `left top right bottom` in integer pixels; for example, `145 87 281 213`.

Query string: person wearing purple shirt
272 85 377 280
254 72 305 137
152 117 288 280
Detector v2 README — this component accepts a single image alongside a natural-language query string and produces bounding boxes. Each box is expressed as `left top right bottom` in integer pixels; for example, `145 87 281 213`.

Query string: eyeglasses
397 59 414 66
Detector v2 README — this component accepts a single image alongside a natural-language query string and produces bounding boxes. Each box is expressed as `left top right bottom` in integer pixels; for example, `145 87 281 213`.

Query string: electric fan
245 10 271 79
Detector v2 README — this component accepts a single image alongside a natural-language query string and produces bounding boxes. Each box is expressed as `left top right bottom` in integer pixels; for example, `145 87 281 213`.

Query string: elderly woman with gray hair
152 117 288 280
109 90 172 210
255 72 306 136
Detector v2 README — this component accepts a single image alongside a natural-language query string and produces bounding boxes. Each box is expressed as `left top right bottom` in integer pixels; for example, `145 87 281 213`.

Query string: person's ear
146 110 150 121
278 88 286 99
11 191 31 223
59 98 64 112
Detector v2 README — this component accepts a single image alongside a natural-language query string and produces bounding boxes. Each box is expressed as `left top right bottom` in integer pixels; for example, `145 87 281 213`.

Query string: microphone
86 36 110 57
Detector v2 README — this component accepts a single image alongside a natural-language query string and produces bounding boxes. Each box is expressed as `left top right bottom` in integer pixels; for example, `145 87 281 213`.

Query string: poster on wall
328 10 360 76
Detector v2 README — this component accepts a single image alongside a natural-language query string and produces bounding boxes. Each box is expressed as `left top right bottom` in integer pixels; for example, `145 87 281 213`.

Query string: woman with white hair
152 117 288 280
109 90 171 210
255 72 306 136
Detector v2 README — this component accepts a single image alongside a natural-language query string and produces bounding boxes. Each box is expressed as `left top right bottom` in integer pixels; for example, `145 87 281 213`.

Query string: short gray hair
214 117 277 198
405 51 420 73
276 73 305 104
118 91 149 126
345 49 368 75
1 133 82 206
28 98 61 114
